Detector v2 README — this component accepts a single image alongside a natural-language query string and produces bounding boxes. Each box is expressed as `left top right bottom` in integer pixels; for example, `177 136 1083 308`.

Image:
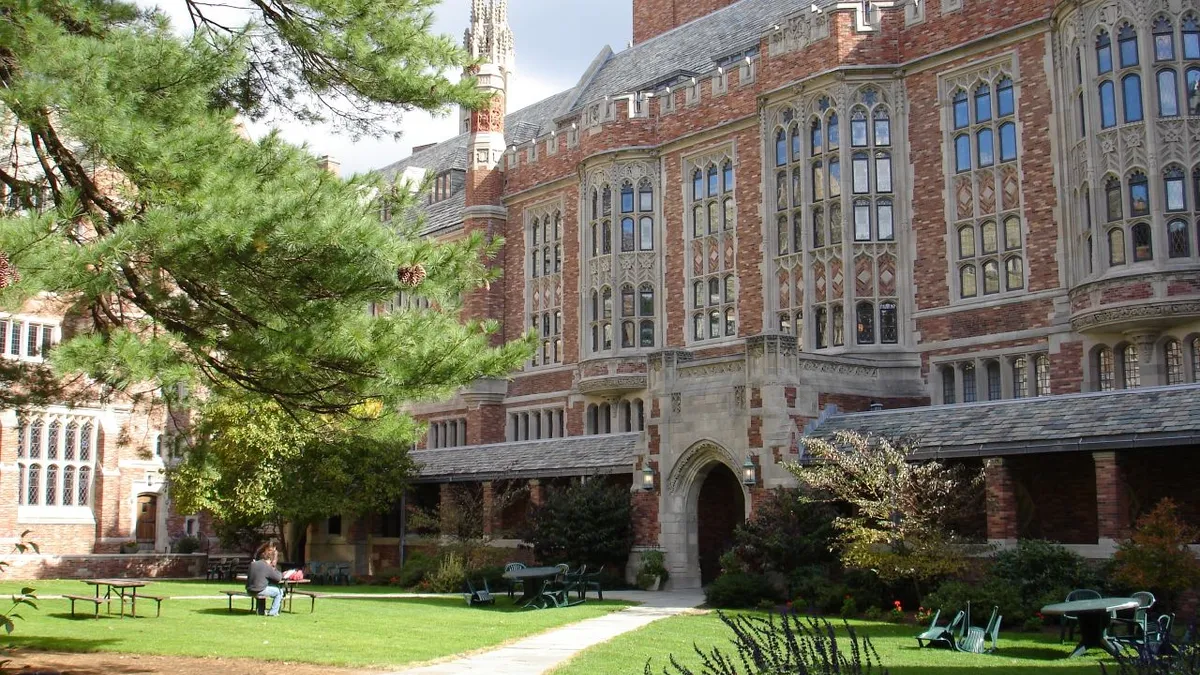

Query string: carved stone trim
798 358 880 378
734 385 747 409
577 375 648 394
678 360 745 378
667 440 738 495
671 392 682 414
1071 301 1200 332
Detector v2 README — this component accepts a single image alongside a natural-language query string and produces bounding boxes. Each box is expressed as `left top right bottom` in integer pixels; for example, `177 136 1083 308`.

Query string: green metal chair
464 578 495 607
959 606 1001 654
578 565 605 601
916 610 963 649
504 562 526 600
1112 592 1157 645
1060 589 1102 643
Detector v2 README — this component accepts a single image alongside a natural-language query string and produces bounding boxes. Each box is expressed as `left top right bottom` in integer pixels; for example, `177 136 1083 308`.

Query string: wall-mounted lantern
641 464 656 491
742 456 757 486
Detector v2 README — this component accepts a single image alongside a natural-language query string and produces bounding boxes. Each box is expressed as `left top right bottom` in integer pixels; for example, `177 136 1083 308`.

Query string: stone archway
662 440 750 588
696 463 744 585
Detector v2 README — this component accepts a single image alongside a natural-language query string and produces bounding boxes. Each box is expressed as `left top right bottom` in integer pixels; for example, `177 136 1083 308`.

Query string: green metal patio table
502 566 562 608
1041 597 1140 658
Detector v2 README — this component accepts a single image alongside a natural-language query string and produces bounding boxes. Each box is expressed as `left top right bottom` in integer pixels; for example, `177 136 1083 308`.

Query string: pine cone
397 264 427 287
0 252 18 289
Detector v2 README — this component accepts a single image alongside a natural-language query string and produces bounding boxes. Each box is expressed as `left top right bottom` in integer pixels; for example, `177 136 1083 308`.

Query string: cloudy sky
242 0 633 175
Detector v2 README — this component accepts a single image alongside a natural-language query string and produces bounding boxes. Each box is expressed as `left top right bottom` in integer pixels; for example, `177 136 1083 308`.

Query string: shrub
638 550 669 589
923 578 1026 628
1022 615 1045 633
705 573 776 609
1111 499 1200 611
174 536 201 554
991 539 1097 606
862 606 883 621
394 554 437 588
843 568 886 612
729 488 837 576
840 595 858 619
425 552 467 593
815 583 850 616
645 611 888 675
525 480 633 568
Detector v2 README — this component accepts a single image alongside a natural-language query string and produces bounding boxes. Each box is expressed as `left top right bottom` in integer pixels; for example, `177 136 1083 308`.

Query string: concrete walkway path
384 590 706 675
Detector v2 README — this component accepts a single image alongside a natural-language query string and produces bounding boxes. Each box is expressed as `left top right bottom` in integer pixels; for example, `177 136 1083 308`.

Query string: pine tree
0 0 530 419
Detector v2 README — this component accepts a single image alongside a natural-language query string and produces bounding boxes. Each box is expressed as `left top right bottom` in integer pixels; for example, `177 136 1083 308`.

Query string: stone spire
460 0 514 134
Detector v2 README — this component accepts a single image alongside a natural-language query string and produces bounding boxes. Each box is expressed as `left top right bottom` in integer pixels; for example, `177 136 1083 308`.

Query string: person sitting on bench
246 542 284 617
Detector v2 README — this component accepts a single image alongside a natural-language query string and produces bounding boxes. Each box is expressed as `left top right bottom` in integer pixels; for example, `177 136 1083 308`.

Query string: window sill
18 506 96 525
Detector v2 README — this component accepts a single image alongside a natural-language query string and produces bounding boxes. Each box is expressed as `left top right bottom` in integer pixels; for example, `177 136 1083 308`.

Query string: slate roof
411 432 639 482
808 384 1200 458
569 0 808 110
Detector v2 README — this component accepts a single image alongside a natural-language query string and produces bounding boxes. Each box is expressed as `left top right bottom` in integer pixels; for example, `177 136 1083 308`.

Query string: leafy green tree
525 480 633 569
168 388 420 557
0 0 528 417
790 430 985 601
1111 498 1200 610
729 488 837 577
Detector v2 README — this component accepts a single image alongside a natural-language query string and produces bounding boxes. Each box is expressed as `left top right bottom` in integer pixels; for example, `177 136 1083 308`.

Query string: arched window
621 284 635 318
1004 216 1022 250
620 183 634 213
962 363 977 402
827 112 840 149
1132 222 1153 261
29 421 42 459
981 221 998 254
815 306 828 349
1118 23 1139 68
986 361 1002 400
1122 343 1141 388
852 152 869 193
953 90 969 129
27 464 40 505
955 134 971 172
941 367 956 404
707 165 719 196
775 129 787 166
1105 176 1123 221
1189 67 1200 115
977 128 994 167
1166 339 1185 385
958 225 976 258
877 199 894 241
997 78 1015 116
601 219 612 254
1013 356 1029 398
960 264 978 298
850 108 869 147
999 122 1017 162
1005 256 1024 291
790 124 802 161
810 117 823 155
875 151 892 193
982 259 1000 294
1193 337 1200 381
724 307 736 337
639 320 654 347
1155 16 1176 61
708 310 720 339
1034 355 1052 396
1097 30 1113 74
1168 219 1190 258
723 197 734 230
639 216 653 251
1099 81 1117 128
856 302 875 344
874 108 891 146
621 217 635 252
811 160 824 201
65 422 76 460
1186 15 1200 59
62 465 75 506
638 179 654 211
693 169 704 200
1098 347 1115 391
47 421 59 460
854 199 871 241
832 304 845 347
80 423 92 461
722 161 734 192
879 301 898 344
1123 74 1144 123
78 466 91 505
1160 69 1180 117
975 83 992 123
1129 172 1150 216
692 312 704 341
1109 228 1127 265
1166 166 1186 212
723 275 735 303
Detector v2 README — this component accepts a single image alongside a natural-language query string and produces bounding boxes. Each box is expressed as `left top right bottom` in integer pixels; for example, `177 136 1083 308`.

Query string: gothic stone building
311 0 1200 587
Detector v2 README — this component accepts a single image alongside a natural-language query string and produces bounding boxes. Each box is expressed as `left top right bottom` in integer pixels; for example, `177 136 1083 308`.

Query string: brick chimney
317 155 341 177
632 0 740 45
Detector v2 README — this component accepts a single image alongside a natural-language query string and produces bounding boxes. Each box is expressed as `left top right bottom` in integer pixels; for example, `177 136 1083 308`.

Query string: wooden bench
222 588 316 614
131 593 167 617
62 594 104 617
221 589 268 614
290 589 318 613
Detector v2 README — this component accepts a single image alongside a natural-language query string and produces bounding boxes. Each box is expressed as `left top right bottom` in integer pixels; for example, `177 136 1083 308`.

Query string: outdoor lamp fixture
742 456 757 486
641 464 656 491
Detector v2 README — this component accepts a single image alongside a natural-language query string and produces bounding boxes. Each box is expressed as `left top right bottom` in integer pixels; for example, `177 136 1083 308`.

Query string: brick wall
0 553 206 580
632 0 738 45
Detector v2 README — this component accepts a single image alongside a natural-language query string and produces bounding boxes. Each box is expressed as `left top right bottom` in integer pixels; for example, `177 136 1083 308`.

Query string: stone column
1094 451 1129 547
528 479 544 508
984 457 1019 544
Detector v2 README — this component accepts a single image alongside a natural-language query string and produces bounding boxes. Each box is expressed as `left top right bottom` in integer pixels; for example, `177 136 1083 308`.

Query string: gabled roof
411 433 639 482
808 385 1200 458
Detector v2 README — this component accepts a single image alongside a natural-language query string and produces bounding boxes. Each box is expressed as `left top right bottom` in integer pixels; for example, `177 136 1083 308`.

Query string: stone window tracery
428 418 467 449
15 414 96 511
688 150 737 343
527 206 563 367
771 85 901 351
508 407 566 441
944 61 1025 302
1166 339 1185 385
583 163 661 356
585 399 644 435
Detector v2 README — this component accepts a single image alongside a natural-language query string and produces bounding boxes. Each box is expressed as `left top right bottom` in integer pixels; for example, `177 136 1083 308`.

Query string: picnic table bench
62 594 104 617
222 581 317 614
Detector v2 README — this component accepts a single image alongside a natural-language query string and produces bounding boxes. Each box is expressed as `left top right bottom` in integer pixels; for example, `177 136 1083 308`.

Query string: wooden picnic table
235 574 313 613
502 566 562 608
82 579 149 618
1041 597 1141 658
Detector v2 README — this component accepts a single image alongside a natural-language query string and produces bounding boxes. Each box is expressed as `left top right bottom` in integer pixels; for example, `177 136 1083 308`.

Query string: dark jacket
246 559 282 594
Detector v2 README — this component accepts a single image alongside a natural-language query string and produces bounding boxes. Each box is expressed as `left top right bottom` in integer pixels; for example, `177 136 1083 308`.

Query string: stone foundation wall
0 553 207 580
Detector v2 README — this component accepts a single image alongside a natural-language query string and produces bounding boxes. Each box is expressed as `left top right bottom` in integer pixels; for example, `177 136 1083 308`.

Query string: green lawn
552 611 1113 675
0 578 415 597
0 583 630 668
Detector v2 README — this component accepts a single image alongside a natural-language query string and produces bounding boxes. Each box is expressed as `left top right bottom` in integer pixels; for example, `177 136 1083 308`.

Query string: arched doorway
696 463 745 585
135 494 157 545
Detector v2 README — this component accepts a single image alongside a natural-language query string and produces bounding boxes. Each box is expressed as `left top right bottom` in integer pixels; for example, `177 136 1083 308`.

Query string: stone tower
459 0 512 446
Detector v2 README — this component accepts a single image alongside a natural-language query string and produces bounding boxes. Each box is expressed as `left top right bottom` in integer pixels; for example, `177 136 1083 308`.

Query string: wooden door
136 494 157 543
